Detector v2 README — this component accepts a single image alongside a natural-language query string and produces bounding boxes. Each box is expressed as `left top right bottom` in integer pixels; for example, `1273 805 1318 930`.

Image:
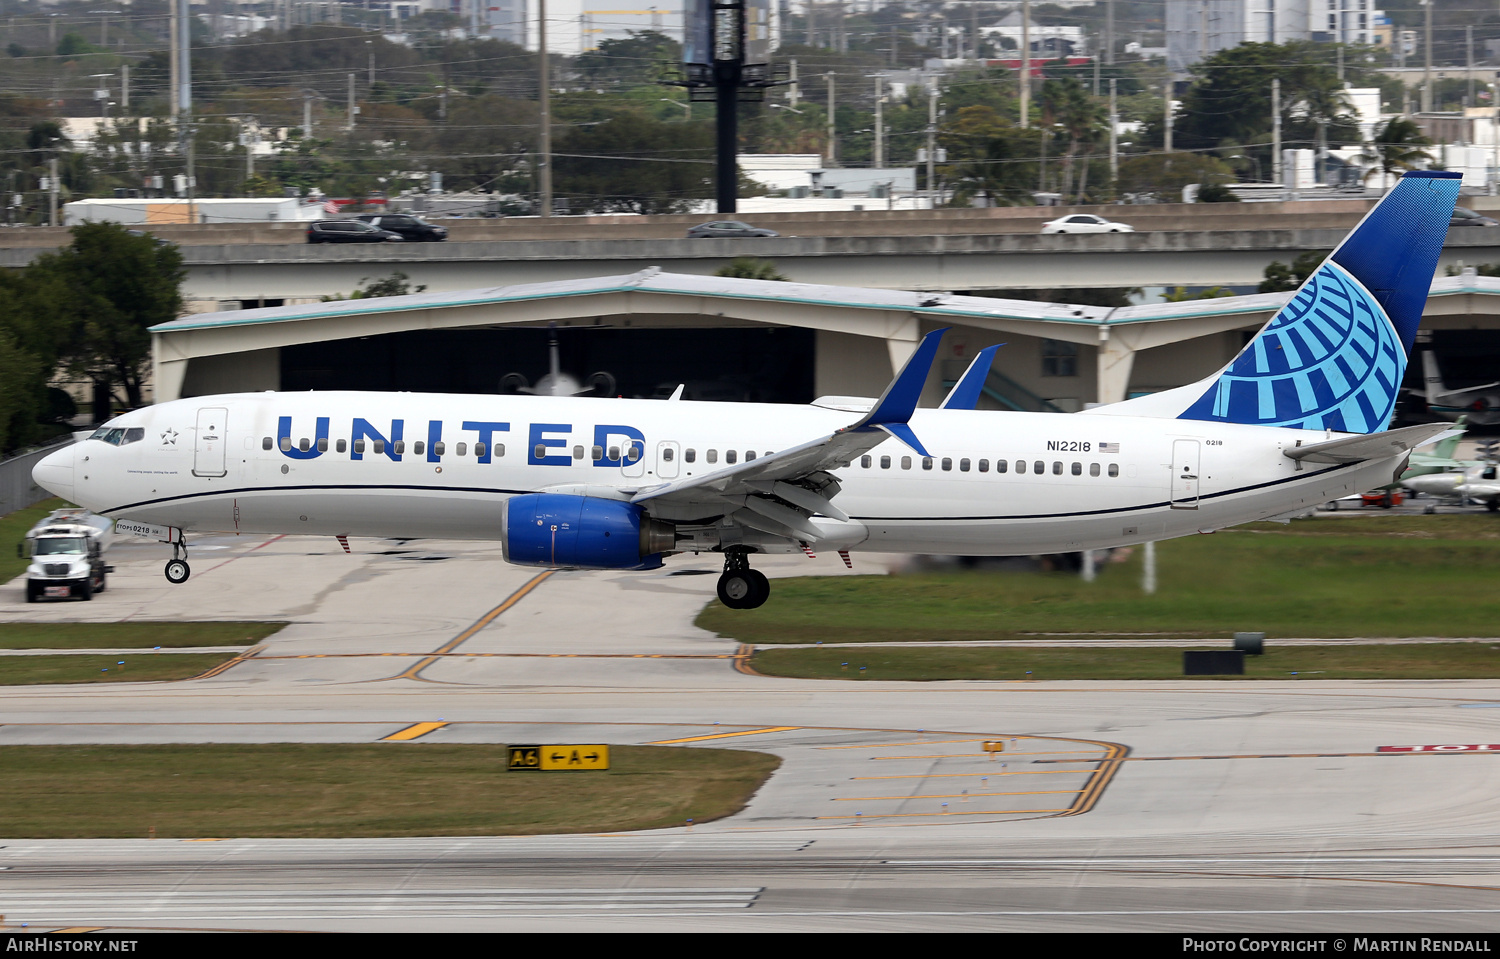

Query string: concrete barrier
0 439 70 518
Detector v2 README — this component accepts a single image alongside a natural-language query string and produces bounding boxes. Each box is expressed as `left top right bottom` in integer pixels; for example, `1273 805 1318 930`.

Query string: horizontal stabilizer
1284 422 1457 465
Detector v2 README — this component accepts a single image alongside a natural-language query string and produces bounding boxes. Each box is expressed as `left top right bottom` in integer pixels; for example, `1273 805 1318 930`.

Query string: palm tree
1040 78 1106 202
1359 118 1433 187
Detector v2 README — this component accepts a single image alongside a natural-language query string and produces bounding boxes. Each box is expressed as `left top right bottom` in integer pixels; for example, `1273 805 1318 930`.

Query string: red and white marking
1377 744 1500 752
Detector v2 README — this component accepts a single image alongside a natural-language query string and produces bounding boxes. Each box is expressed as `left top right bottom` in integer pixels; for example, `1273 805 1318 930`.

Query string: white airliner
33 172 1462 609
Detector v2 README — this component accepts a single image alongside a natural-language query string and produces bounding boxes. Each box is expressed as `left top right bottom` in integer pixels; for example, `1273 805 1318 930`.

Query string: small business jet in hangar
34 172 1462 609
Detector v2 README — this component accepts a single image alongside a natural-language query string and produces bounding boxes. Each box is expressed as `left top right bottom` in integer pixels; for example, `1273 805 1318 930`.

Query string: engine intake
502 493 674 570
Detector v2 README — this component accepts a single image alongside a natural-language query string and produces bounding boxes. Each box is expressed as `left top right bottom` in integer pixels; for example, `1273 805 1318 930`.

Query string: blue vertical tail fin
1175 170 1461 434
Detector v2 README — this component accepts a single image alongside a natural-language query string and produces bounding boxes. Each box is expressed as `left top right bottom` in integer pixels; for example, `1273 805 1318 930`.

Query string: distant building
1167 0 1388 74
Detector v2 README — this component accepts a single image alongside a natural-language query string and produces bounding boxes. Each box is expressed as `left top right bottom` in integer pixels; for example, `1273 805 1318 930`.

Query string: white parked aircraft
33 172 1463 609
1419 350 1500 426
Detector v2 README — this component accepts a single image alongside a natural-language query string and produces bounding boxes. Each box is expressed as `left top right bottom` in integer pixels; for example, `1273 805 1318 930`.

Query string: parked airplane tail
1091 171 1462 433
1422 350 1449 402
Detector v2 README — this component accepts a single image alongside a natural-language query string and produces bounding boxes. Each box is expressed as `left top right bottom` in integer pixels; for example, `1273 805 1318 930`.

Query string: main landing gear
717 551 769 610
164 538 191 584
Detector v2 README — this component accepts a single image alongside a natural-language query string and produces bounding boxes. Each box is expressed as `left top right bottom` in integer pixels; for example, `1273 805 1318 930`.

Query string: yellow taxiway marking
647 726 801 745
852 770 1090 781
816 738 989 750
256 652 736 660
381 721 450 742
816 809 1069 819
870 749 1108 761
188 645 265 681
833 790 1080 801
1056 740 1130 818
393 570 555 681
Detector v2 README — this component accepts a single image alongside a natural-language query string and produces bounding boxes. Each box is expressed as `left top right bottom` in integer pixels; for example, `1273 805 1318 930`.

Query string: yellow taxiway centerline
648 726 801 744
381 721 451 742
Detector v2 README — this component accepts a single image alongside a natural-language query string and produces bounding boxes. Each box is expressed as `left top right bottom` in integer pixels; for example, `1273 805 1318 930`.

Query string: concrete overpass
6 198 1500 302
118 229 1500 302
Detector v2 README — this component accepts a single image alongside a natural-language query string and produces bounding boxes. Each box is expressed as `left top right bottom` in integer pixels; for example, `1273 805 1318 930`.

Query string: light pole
826 72 837 167
660 98 691 120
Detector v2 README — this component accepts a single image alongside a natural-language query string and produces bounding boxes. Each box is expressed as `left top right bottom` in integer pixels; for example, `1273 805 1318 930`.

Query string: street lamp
659 98 691 121
770 103 804 115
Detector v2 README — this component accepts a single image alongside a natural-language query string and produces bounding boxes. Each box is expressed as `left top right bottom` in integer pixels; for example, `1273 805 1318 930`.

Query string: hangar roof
149 268 1500 406
151 267 1303 335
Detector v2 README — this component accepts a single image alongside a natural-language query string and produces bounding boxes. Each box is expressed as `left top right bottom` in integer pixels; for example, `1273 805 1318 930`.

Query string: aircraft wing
1284 423 1457 465
1435 382 1500 403
630 329 947 537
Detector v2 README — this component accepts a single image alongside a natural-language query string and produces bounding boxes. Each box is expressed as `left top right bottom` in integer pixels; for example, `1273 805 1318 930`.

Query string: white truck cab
23 509 114 603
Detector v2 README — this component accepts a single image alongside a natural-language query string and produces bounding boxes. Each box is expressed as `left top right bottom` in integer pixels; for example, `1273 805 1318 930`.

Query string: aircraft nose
31 444 75 502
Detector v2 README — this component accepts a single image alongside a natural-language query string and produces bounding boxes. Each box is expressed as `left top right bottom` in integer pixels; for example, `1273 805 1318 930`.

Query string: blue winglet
878 422 932 458
863 329 947 427
849 328 946 456
940 344 1003 410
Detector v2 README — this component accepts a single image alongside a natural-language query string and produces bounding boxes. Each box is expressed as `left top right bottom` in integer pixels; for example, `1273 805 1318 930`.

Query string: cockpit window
88 426 145 446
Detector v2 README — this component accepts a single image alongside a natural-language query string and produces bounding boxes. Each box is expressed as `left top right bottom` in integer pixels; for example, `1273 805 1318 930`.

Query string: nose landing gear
717 550 769 610
164 539 190 584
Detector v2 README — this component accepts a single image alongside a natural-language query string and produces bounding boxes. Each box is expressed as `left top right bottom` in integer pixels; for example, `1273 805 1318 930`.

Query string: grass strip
750 643 1500 681
0 653 240 685
699 514 1500 645
0 744 782 838
0 497 70 584
0 622 285 650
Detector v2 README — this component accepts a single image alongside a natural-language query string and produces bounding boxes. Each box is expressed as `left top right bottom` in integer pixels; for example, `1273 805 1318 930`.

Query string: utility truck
22 509 113 602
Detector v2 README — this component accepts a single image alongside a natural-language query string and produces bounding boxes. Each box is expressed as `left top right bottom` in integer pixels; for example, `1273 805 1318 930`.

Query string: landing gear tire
1424 505 1437 515
746 570 770 608
165 559 191 584
1488 501 1499 513
718 570 758 609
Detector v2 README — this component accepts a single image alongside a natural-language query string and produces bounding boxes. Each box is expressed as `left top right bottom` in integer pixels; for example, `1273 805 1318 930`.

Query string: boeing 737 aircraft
32 172 1463 609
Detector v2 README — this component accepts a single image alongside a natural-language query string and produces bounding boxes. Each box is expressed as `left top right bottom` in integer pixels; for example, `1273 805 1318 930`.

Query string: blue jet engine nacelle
501 493 675 570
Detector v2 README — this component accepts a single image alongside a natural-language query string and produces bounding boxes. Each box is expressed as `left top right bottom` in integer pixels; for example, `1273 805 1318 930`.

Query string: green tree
1196 183 1241 202
714 258 787 281
55 33 99 58
1359 117 1433 182
1040 77 1106 202
938 105 1042 205
1162 286 1236 301
1172 42 1357 162
554 108 715 214
1259 251 1330 293
32 224 185 412
576 31 680 87
1116 152 1234 202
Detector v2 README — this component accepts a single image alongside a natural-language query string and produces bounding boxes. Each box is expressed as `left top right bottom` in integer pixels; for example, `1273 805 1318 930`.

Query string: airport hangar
149 268 1500 412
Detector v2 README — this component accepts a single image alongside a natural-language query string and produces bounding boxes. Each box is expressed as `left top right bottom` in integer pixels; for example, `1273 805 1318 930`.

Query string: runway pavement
4 530 1500 932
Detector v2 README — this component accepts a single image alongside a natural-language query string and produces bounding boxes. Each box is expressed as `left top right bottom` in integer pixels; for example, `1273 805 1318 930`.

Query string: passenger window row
856 454 1119 478
262 436 507 458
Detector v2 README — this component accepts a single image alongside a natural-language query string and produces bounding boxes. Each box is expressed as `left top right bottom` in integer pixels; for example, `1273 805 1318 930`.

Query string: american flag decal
1100 442 1120 453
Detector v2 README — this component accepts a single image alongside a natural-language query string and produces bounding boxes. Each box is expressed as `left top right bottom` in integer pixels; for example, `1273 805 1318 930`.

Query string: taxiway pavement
3 531 1500 932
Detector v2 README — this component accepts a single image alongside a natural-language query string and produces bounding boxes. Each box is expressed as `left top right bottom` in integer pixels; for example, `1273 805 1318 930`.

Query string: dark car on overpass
1451 207 1500 228
686 220 780 238
306 220 405 244
352 213 449 242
